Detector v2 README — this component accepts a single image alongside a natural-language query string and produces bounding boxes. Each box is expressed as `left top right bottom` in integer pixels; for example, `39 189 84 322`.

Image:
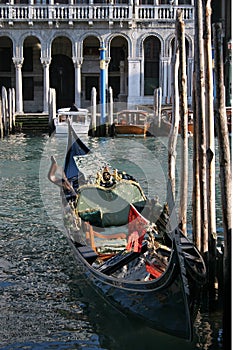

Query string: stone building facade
0 1 220 113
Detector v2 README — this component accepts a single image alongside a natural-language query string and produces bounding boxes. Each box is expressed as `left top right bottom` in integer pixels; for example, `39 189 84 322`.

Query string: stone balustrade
0 4 194 24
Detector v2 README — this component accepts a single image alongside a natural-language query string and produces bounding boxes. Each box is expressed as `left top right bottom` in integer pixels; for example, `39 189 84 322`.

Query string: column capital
72 57 83 67
40 57 51 66
12 57 24 68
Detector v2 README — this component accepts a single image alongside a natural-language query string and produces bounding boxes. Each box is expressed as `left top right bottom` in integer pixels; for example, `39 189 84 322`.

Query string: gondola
48 121 206 341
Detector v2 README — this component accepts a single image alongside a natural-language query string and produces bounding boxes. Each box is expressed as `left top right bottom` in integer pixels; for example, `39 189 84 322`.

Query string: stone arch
106 32 131 57
50 36 74 108
140 34 162 96
138 32 164 58
107 34 129 101
79 32 101 57
166 33 193 58
51 35 72 57
165 33 176 58
184 34 193 58
22 36 43 111
82 35 101 102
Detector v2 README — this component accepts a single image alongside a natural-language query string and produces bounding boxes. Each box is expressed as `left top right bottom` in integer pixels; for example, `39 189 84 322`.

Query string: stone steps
15 114 52 134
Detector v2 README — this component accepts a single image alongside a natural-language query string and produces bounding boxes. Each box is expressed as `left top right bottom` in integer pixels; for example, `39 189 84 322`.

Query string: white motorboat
54 107 90 135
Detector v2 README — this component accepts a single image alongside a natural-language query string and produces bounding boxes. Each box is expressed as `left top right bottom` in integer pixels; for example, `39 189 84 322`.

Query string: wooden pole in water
168 43 179 199
204 0 217 300
192 72 201 250
90 87 97 137
194 0 208 253
0 99 3 139
154 88 160 127
8 88 12 134
12 88 16 133
108 86 114 136
176 10 188 235
213 22 232 350
2 86 9 136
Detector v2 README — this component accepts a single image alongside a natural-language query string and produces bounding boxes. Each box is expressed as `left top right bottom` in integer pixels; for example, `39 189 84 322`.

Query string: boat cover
76 181 146 227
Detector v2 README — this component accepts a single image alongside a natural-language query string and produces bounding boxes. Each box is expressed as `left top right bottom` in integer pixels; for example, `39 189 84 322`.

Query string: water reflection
194 311 223 349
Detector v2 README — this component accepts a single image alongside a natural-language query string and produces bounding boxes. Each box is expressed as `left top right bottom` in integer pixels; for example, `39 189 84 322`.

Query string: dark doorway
50 54 74 109
85 76 99 101
144 36 161 95
108 77 120 99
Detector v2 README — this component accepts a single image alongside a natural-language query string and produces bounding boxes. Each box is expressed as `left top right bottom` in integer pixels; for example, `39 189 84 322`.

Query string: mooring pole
99 44 106 136
194 0 208 253
213 22 232 350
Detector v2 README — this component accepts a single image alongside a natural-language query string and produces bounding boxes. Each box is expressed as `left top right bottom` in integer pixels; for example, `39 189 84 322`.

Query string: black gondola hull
66 228 194 340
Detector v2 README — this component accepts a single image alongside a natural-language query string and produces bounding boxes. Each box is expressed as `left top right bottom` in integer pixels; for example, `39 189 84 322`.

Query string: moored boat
161 108 194 135
113 110 151 137
54 106 90 135
48 121 206 340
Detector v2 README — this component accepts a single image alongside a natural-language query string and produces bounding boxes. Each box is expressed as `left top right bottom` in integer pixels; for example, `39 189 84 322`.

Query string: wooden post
0 99 3 139
176 10 188 235
90 87 97 137
48 88 56 135
192 72 201 250
204 0 217 300
168 46 179 199
2 86 9 136
213 22 232 349
154 88 161 127
8 88 12 133
12 88 16 133
108 86 115 136
194 0 208 253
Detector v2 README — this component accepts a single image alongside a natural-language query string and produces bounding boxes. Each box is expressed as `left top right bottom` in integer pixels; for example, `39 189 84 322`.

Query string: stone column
12 57 24 114
41 57 51 113
72 57 83 107
127 59 140 104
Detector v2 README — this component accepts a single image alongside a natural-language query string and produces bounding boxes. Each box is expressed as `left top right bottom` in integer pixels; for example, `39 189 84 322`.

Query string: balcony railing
0 4 194 24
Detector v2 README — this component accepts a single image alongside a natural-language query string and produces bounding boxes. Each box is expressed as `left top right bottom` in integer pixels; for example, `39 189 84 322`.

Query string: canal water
0 132 224 350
